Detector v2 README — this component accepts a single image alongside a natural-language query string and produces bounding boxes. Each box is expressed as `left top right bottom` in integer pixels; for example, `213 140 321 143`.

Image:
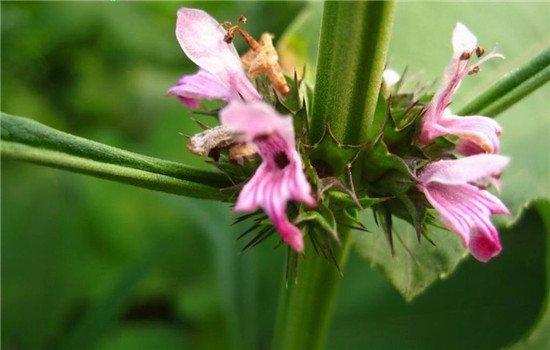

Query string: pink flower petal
418 155 510 262
469 225 502 262
419 24 504 155
167 69 232 107
221 100 316 251
418 154 510 186
175 8 261 102
176 8 242 79
438 112 502 154
419 182 505 261
220 100 295 147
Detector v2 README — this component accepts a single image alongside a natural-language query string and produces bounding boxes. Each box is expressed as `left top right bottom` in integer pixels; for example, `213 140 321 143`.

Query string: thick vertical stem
273 231 352 350
309 1 396 145
273 1 396 349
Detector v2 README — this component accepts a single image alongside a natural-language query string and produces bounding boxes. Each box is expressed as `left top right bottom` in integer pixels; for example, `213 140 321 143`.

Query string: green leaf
507 198 550 350
331 199 546 349
355 211 467 301
276 2 323 87
1 113 232 201
458 48 550 117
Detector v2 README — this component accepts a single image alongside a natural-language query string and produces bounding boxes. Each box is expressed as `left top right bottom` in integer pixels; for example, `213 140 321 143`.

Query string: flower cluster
415 23 509 262
168 8 510 262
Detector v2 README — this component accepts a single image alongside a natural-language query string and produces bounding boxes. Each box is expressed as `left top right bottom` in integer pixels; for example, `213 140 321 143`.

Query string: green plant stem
274 2 395 349
458 48 550 116
273 231 352 350
1 113 231 188
2 141 230 201
309 1 395 145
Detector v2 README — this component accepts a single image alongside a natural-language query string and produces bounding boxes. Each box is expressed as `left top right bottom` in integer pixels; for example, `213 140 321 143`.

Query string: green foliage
276 2 323 87
1 113 229 188
459 49 550 117
1 114 231 201
331 201 547 349
355 212 467 301
508 198 550 350
2 2 549 350
309 1 396 145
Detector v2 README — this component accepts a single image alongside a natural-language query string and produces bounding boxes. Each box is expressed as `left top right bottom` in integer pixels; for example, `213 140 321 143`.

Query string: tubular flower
220 100 316 252
419 23 504 155
166 8 261 108
417 155 511 262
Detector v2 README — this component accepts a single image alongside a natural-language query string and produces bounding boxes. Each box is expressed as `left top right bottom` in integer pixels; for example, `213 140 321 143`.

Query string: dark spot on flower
253 134 270 142
273 151 290 169
460 52 471 60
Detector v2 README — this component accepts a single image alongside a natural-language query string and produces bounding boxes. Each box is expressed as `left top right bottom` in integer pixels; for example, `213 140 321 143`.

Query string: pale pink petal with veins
419 23 504 155
418 155 510 262
168 8 261 107
221 100 316 251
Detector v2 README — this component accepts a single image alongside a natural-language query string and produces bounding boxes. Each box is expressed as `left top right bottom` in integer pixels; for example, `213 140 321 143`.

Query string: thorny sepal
304 123 365 179
207 152 261 185
295 204 339 244
276 68 311 114
361 139 413 186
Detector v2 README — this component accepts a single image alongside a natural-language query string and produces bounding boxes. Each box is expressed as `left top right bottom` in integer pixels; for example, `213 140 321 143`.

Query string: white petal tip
453 22 477 56
383 69 401 88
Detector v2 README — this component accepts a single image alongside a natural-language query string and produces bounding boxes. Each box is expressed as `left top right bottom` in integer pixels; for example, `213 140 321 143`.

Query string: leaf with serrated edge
355 210 467 301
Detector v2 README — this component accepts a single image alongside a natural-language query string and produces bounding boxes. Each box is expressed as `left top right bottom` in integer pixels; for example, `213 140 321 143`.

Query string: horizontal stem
458 48 550 116
1 113 231 188
2 141 231 201
477 65 550 116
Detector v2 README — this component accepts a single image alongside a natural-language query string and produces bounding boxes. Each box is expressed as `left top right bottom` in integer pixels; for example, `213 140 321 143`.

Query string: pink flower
419 23 504 155
220 100 316 252
167 8 261 108
417 155 511 262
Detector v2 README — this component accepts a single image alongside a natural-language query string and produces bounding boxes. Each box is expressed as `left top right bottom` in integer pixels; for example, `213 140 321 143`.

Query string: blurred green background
2 2 549 350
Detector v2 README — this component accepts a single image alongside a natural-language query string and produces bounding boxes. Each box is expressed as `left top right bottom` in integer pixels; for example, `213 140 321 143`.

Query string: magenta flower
419 23 504 155
417 154 511 262
220 100 317 252
167 8 261 108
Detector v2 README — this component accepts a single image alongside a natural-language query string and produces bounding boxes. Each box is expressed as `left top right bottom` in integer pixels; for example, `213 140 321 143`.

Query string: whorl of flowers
168 8 509 262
